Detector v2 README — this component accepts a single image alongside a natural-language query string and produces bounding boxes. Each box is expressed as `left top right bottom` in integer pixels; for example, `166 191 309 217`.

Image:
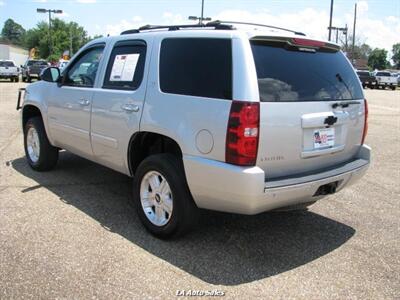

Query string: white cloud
32 0 48 3
56 11 70 18
76 0 96 3
212 7 400 53
0 1 5 6
386 16 399 23
104 13 196 36
162 12 185 24
105 16 146 36
357 1 369 15
213 8 330 41
100 5 400 53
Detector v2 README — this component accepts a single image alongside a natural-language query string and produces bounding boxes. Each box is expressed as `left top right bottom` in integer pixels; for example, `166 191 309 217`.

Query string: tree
341 37 372 60
368 48 389 70
22 18 89 60
1 18 26 45
392 43 400 69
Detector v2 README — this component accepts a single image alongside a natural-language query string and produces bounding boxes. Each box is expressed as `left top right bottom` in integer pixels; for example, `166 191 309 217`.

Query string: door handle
78 99 90 106
121 103 140 112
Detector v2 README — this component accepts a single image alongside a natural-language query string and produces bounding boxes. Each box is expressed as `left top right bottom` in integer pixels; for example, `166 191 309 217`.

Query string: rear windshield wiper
331 101 361 108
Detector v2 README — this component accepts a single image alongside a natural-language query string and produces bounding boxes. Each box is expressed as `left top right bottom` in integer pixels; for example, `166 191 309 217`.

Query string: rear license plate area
313 127 335 149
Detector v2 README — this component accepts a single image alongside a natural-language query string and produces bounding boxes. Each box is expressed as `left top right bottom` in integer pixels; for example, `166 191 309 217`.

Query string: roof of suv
85 23 339 55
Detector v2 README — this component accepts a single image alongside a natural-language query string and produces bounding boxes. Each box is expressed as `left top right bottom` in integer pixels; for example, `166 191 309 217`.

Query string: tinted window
103 42 146 90
376 72 391 76
160 38 232 100
251 41 363 102
64 46 104 88
0 61 15 67
27 60 47 66
357 71 370 76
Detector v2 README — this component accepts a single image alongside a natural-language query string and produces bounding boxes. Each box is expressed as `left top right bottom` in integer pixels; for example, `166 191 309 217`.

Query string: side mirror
41 67 60 83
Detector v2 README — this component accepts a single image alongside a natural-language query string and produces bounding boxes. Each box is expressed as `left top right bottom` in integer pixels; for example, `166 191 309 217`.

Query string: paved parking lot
0 82 399 299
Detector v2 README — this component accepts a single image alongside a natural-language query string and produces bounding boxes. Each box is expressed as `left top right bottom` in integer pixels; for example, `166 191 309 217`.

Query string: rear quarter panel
140 33 242 161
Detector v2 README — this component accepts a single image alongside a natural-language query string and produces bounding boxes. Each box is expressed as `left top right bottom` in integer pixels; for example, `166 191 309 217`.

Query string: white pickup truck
0 60 19 82
373 71 397 90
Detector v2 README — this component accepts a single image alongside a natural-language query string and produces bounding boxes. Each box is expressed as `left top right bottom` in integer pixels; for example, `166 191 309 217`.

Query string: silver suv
19 22 370 238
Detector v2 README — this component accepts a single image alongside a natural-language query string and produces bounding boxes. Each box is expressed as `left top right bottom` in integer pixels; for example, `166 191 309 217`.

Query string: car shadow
11 152 355 286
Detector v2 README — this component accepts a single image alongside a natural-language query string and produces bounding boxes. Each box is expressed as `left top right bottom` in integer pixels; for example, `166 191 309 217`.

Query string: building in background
0 42 29 66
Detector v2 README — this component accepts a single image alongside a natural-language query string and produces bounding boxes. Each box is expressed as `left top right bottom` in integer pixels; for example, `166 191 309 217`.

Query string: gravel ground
0 82 399 299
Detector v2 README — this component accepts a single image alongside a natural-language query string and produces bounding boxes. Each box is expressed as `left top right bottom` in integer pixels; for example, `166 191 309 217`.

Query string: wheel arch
127 131 183 176
22 104 43 128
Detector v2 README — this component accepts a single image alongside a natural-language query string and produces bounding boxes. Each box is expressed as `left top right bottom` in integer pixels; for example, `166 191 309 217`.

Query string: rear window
357 71 370 76
251 41 363 102
160 38 232 100
376 72 391 76
0 61 15 67
27 60 48 66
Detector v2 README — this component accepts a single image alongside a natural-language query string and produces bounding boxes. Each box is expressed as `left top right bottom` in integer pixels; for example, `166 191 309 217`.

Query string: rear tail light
291 38 325 48
226 101 260 166
361 99 368 144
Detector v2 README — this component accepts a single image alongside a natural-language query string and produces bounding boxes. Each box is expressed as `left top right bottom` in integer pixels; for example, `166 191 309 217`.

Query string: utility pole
37 8 63 58
200 0 204 24
188 0 211 24
352 3 357 63
328 0 334 41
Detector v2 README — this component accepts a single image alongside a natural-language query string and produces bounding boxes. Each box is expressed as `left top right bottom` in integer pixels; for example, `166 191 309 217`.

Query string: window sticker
110 53 140 81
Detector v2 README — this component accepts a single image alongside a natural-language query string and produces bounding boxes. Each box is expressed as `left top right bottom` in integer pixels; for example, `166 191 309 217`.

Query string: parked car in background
0 60 19 82
372 71 397 90
57 59 70 71
21 59 49 82
356 70 376 89
392 73 400 86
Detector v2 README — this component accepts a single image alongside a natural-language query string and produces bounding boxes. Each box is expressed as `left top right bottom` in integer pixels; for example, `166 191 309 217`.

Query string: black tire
27 76 32 83
133 153 199 239
391 86 396 90
24 117 58 171
22 76 26 82
15 77 19 83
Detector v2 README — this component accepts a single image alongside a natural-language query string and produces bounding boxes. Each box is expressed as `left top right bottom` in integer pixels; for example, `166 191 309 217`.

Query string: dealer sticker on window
313 128 335 149
110 53 139 82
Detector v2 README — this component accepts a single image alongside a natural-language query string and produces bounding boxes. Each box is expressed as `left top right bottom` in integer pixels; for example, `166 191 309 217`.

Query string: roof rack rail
209 20 306 36
120 29 140 35
120 23 234 35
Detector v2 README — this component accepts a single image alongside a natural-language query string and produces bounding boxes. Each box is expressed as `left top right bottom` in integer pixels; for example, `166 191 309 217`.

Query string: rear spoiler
250 36 341 52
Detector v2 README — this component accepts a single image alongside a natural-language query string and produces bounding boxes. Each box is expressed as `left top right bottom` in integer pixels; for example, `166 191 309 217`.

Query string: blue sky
1 0 399 51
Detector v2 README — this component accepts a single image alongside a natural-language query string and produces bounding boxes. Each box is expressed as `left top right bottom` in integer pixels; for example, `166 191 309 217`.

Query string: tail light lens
292 38 325 48
226 101 260 166
361 99 368 144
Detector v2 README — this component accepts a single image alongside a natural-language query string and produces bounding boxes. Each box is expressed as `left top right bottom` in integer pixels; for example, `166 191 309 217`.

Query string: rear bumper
183 145 370 214
377 82 396 86
26 73 40 78
0 74 18 78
